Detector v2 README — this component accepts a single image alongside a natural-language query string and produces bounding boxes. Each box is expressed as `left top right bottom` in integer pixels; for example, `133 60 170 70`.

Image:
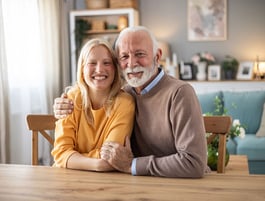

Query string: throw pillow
223 91 265 133
256 102 265 137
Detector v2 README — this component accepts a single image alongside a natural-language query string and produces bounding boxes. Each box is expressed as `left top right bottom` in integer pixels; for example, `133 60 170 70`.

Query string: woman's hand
66 152 115 172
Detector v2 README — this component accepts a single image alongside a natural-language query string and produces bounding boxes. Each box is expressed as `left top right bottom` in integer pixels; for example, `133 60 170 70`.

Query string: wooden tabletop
0 155 264 201
214 154 249 175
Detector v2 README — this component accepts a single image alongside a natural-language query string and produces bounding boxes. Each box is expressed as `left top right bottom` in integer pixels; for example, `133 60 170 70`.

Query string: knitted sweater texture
125 74 207 178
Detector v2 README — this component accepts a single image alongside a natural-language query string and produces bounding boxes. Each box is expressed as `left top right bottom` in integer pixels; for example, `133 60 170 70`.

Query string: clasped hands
100 136 134 174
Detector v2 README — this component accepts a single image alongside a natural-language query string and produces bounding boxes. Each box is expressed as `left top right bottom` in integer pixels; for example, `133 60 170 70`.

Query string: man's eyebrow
119 52 128 55
119 50 146 55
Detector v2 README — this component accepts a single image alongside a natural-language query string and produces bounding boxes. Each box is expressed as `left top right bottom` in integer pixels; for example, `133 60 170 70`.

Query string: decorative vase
118 16 128 30
224 70 236 80
207 146 230 171
196 61 207 81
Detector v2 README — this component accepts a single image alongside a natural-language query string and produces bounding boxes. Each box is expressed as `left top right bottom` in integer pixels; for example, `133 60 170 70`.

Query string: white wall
76 0 265 63
139 0 265 63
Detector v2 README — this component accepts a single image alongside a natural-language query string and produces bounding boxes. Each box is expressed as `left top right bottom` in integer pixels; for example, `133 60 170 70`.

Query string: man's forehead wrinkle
119 43 142 55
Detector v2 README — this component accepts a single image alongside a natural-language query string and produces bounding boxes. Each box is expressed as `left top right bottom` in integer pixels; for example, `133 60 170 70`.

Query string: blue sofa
197 90 265 174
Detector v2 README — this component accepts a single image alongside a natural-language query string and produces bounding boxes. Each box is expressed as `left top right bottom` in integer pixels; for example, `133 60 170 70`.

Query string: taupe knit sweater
125 73 207 178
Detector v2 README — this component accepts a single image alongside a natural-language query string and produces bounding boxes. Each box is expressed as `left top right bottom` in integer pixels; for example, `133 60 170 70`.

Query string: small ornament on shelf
118 16 128 30
165 53 179 79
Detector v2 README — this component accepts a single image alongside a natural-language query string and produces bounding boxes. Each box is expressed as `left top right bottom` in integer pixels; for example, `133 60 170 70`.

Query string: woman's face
83 45 115 93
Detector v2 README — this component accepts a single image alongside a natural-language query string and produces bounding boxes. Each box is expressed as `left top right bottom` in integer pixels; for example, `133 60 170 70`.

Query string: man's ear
155 48 162 64
156 48 163 63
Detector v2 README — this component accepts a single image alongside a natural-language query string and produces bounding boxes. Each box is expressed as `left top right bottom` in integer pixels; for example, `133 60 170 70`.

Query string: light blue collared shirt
131 68 164 175
139 68 164 95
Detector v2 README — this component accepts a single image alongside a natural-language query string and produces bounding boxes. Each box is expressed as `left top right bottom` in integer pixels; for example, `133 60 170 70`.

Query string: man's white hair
114 26 159 55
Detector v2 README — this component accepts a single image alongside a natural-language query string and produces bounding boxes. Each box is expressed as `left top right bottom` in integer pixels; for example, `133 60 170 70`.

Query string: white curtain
37 0 72 164
0 0 9 163
38 0 72 111
0 0 72 165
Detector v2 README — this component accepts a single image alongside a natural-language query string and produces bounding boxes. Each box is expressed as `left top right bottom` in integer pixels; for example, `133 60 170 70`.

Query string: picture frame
179 62 194 80
236 61 254 80
187 0 227 41
208 65 221 80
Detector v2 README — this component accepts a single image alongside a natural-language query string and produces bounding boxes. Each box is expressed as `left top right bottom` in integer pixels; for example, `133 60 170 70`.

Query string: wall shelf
69 8 139 83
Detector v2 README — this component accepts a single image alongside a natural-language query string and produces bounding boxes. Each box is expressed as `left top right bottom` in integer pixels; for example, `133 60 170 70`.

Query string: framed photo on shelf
187 0 227 41
179 62 194 80
208 65 221 81
236 61 254 80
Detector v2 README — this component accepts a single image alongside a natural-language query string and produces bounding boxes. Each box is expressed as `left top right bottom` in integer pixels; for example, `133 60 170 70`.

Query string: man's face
117 31 158 90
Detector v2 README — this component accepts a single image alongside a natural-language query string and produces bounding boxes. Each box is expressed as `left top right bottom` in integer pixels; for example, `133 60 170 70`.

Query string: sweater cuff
131 158 137 175
134 156 153 176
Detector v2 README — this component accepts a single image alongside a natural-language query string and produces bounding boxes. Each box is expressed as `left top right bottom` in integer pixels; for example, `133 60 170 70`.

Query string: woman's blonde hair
71 38 121 125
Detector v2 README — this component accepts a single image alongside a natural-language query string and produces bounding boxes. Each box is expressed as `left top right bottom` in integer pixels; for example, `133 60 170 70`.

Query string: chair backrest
203 115 232 173
26 114 231 170
26 114 57 165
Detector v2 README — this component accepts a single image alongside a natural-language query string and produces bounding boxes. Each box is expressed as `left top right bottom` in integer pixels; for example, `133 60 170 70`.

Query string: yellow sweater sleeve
51 90 81 168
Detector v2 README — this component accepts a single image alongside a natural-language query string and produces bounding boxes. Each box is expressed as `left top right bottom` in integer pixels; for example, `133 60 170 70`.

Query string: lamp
259 62 265 79
254 58 265 79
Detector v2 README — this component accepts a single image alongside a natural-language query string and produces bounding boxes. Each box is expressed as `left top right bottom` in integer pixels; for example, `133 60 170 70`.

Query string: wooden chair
26 114 57 165
203 115 232 173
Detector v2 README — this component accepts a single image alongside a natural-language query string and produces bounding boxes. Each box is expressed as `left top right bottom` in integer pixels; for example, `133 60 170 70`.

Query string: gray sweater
125 73 207 178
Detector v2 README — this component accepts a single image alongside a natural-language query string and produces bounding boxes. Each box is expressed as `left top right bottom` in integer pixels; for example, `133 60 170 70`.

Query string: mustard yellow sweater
51 89 135 168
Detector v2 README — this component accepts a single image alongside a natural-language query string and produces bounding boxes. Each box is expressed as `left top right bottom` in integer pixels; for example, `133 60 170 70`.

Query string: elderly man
54 26 207 178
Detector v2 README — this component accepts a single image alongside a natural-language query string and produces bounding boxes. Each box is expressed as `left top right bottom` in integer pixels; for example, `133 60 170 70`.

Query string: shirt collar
136 67 164 95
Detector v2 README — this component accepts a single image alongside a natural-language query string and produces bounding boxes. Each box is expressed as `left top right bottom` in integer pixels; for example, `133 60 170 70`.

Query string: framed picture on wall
187 0 227 41
236 61 254 80
208 65 221 80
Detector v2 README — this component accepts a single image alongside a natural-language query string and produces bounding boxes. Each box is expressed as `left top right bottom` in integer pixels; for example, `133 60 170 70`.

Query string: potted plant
205 95 246 170
75 19 91 58
221 55 239 80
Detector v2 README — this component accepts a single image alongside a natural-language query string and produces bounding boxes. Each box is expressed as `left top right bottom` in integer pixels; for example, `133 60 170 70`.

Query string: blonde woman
51 38 135 172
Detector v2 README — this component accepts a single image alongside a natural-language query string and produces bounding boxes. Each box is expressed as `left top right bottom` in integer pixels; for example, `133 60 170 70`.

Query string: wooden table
1 156 264 201
215 154 249 175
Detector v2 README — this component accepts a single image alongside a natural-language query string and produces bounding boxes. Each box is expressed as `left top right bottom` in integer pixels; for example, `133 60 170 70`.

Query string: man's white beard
123 64 156 88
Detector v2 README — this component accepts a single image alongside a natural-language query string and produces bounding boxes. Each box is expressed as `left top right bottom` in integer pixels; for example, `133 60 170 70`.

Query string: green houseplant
221 55 239 80
205 95 246 170
75 19 91 58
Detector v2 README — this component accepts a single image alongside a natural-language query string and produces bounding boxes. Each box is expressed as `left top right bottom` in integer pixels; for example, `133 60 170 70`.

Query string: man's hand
53 92 74 119
100 136 133 174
